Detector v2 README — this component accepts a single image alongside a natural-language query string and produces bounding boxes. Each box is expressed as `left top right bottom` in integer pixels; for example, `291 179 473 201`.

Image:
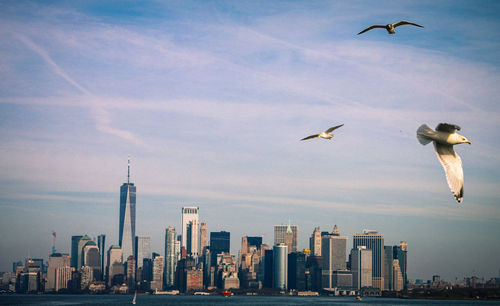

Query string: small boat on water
221 290 232 297
356 295 362 301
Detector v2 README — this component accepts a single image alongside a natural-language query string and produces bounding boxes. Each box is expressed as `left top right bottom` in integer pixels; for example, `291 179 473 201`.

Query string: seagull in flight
358 20 423 35
301 124 344 141
416 123 471 203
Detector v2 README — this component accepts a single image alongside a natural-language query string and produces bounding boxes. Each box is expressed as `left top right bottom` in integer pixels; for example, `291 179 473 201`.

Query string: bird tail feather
416 124 435 145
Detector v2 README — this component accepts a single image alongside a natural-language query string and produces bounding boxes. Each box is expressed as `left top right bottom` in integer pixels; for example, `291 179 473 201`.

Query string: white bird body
417 123 471 203
318 132 333 139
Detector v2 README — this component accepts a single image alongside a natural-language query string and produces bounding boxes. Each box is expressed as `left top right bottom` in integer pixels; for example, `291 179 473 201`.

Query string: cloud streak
14 34 142 145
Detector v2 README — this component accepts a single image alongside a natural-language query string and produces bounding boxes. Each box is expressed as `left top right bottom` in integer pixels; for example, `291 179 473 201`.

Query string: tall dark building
71 236 83 268
209 231 230 266
119 157 136 261
384 246 394 290
97 234 106 275
288 252 306 290
306 255 322 291
263 249 273 288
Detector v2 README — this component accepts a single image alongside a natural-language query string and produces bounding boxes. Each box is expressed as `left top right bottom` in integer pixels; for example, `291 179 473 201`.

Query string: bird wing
435 123 461 133
393 21 424 28
301 134 319 141
433 142 464 203
357 25 386 35
416 124 437 145
325 124 344 133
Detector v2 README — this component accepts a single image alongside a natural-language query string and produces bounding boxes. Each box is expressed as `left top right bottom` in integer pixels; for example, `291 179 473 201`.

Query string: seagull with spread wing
358 20 423 35
417 123 471 203
301 124 344 141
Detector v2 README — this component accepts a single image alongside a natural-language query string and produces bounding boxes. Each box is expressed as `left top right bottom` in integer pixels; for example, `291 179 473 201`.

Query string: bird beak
466 141 472 145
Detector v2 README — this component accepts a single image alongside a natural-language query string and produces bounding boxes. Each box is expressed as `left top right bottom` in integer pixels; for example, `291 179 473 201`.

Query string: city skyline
0 0 499 283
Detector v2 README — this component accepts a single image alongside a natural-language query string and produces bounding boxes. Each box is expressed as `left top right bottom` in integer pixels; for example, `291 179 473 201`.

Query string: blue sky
0 0 499 281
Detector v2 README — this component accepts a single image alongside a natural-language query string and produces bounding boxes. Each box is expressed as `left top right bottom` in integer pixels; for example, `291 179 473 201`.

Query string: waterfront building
80 266 94 290
107 245 123 287
288 251 306 290
309 227 321 256
186 269 204 291
384 246 393 290
321 225 347 289
332 270 353 289
273 243 288 290
274 224 298 253
306 255 322 291
126 255 136 289
119 158 136 262
164 227 176 288
263 249 273 288
350 246 372 290
46 253 70 292
151 255 164 291
55 266 73 291
353 230 384 290
392 259 404 291
181 206 199 256
393 241 408 290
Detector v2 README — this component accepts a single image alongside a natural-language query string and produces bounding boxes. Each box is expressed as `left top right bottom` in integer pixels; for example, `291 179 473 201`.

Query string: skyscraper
393 241 408 290
70 236 83 268
273 243 288 290
164 227 176 288
392 259 404 291
77 235 92 270
353 230 384 290
321 225 347 289
274 224 298 253
384 246 393 290
200 222 207 253
119 157 136 261
181 206 199 256
107 245 123 287
97 234 106 275
350 246 372 290
210 231 230 266
46 253 70 292
135 236 152 271
309 227 321 256
83 241 101 280
151 256 164 291
288 252 306 290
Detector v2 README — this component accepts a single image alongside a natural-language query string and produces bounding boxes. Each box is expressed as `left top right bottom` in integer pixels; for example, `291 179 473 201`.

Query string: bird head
459 135 471 145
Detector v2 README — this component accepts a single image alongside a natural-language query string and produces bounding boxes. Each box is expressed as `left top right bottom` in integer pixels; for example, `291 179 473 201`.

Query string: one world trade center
119 157 136 261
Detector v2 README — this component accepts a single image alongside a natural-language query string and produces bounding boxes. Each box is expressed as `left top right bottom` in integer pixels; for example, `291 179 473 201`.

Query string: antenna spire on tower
127 155 130 184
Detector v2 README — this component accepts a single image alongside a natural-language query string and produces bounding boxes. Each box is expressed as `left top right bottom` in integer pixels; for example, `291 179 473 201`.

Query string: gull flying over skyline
417 123 471 203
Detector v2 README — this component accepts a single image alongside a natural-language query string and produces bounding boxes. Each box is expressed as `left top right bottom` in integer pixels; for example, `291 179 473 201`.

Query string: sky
0 0 499 281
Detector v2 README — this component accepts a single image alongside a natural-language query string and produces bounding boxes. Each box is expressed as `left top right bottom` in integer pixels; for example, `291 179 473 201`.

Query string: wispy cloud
14 34 142 145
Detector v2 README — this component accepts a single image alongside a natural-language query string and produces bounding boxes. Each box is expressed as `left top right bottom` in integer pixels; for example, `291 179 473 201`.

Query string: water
0 295 499 306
